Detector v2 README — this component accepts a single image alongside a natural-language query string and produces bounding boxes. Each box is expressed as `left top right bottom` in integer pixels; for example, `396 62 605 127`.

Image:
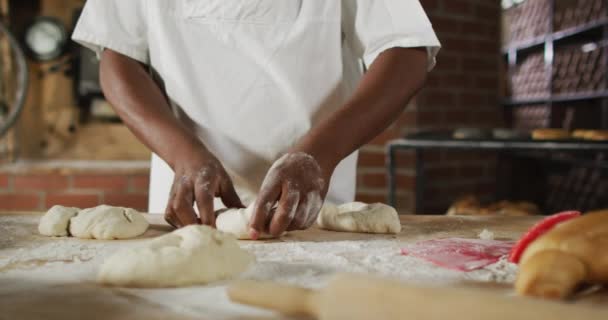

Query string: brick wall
0 167 149 212
355 0 503 213
0 1 501 214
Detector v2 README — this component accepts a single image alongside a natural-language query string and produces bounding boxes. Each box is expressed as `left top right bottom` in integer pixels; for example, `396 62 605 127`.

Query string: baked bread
572 129 608 141
572 129 593 139
452 128 489 140
515 210 608 299
447 197 541 216
487 201 541 216
586 130 608 141
532 129 571 140
446 196 483 216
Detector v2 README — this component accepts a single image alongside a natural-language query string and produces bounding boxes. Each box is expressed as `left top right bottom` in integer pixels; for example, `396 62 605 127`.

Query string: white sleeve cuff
72 31 149 64
363 35 441 72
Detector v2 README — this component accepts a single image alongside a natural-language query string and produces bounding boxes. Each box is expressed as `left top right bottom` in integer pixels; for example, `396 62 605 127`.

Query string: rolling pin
228 273 608 320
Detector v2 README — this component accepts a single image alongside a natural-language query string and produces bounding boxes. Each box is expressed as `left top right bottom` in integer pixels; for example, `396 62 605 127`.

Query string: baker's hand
250 152 328 239
165 149 243 228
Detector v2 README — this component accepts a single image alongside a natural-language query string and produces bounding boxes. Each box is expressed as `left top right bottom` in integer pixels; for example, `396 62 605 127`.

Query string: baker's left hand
249 152 329 239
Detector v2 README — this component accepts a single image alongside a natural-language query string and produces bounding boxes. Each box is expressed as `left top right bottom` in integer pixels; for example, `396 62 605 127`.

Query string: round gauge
24 17 68 62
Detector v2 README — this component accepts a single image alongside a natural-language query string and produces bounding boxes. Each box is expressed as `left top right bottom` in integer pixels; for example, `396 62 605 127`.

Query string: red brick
445 110 472 124
396 174 416 190
460 92 488 107
396 110 417 126
435 54 462 72
418 111 445 126
426 166 459 179
369 128 400 146
459 165 485 178
355 193 386 204
476 75 498 89
14 175 69 191
104 194 148 211
422 151 443 162
0 174 9 189
440 73 475 88
444 0 473 15
441 37 474 53
473 39 498 54
73 175 129 191
0 193 42 211
358 151 385 167
462 57 496 72
430 16 462 33
359 173 387 189
475 3 500 21
421 90 456 107
395 152 415 167
130 175 150 192
45 193 101 209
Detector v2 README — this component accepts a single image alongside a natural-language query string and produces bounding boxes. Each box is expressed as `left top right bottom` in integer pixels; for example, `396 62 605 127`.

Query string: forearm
292 47 429 176
99 50 207 169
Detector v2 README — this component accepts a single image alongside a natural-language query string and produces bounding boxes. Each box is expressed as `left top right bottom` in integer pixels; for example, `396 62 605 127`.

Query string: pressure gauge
24 17 68 62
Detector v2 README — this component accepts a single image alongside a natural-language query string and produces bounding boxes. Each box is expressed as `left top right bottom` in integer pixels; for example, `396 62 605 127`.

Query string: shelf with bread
386 129 608 213
502 0 606 54
501 0 608 127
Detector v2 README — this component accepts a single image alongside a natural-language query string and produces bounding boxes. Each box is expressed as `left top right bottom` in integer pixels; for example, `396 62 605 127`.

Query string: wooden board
1 212 606 320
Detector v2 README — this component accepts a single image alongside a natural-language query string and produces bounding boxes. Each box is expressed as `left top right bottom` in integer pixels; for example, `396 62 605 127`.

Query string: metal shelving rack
387 0 608 213
502 3 608 128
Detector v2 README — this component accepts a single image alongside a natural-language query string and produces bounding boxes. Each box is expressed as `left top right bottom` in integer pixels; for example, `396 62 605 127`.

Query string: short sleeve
72 0 149 64
342 0 441 71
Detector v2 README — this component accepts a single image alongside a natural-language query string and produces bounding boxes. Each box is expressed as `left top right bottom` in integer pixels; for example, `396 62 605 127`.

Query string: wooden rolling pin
228 273 607 320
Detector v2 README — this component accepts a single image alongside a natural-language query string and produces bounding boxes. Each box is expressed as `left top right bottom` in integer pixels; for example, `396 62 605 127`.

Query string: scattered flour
478 229 495 240
0 215 519 319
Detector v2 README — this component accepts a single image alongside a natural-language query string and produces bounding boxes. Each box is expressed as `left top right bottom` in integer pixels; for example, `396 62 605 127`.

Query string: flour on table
2 215 520 320
317 202 401 234
98 225 255 287
478 229 495 240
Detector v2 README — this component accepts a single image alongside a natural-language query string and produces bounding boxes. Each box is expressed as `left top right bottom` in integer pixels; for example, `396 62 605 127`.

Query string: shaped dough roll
317 202 401 234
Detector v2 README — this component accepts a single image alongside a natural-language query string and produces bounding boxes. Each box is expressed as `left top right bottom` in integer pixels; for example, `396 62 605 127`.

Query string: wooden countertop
0 212 606 320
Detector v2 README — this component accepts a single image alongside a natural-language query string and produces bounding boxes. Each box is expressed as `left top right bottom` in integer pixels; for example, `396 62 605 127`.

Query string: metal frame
0 21 29 139
503 3 608 120
386 133 608 213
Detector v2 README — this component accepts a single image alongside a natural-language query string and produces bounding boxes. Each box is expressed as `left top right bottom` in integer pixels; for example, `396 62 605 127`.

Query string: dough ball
216 205 276 240
98 225 255 287
69 205 149 240
38 205 80 236
317 202 401 234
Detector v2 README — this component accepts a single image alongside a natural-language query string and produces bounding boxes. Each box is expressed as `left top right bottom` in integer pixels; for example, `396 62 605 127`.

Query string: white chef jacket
73 0 440 213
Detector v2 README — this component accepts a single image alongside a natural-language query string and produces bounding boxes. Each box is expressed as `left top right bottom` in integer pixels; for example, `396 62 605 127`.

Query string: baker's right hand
165 148 243 228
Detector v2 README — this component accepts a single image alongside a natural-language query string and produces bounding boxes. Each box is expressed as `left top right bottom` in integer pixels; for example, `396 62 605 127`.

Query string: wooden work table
0 212 606 320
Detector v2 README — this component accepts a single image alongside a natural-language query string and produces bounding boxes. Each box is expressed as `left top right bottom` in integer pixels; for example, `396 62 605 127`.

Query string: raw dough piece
317 202 401 234
69 205 149 240
98 225 255 287
38 205 79 236
216 205 277 240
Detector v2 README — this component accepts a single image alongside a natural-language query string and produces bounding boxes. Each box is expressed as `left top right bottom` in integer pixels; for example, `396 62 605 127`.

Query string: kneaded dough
98 225 255 287
317 202 401 234
38 205 79 236
69 205 149 240
216 205 276 240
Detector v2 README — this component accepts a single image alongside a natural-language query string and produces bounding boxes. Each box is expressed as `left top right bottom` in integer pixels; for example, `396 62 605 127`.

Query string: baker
73 1 440 240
